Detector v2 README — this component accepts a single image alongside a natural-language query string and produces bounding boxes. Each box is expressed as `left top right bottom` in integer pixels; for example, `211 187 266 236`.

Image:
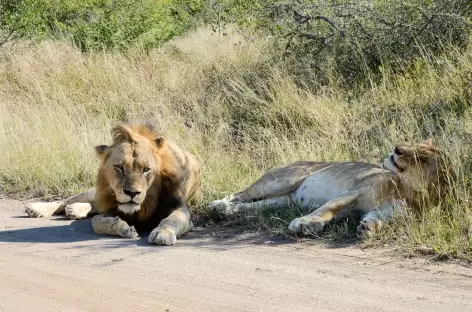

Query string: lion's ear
423 138 433 146
155 136 164 147
112 124 133 143
95 145 109 156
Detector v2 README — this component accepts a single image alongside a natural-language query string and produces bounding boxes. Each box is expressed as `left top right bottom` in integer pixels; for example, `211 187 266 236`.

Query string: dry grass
0 27 471 259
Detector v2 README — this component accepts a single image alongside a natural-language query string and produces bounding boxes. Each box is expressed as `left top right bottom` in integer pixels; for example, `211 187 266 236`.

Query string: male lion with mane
25 123 202 246
209 139 452 238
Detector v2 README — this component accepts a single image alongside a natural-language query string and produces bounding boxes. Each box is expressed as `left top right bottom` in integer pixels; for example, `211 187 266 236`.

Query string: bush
0 0 205 51
47 0 205 51
203 0 472 88
0 0 48 47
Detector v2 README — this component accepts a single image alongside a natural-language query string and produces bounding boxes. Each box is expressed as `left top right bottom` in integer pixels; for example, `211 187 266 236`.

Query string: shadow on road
0 213 360 250
0 219 100 243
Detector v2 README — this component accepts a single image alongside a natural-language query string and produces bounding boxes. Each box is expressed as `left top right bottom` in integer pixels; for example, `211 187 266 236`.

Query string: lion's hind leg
209 195 292 215
64 188 96 219
65 203 95 220
25 201 66 218
208 162 325 215
207 194 242 214
25 188 96 219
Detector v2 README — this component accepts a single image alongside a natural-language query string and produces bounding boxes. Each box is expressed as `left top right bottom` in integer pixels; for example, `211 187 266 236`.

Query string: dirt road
1 198 471 312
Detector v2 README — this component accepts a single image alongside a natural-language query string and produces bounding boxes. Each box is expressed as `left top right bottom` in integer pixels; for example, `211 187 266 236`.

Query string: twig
293 9 338 29
270 216 289 225
0 27 21 47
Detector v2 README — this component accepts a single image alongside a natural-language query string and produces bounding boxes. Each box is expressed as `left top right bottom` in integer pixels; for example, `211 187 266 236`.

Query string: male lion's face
97 135 160 214
383 139 442 192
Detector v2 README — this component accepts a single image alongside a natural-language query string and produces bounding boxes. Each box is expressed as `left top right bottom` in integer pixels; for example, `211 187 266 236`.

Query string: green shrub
46 0 204 51
0 0 48 47
0 0 206 51
202 0 472 88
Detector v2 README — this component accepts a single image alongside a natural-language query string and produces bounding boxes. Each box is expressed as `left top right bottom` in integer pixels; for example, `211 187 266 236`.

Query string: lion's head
383 138 453 207
95 123 172 215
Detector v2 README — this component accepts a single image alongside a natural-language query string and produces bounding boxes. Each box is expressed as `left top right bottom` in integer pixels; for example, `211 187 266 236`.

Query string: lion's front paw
65 203 92 220
24 201 64 218
288 216 325 235
356 220 383 239
148 227 177 246
119 225 138 239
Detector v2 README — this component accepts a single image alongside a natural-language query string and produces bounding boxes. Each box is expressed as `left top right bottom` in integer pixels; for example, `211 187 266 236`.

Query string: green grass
0 27 471 259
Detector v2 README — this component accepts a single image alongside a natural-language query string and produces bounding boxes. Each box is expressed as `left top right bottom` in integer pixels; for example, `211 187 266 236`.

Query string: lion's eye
142 167 151 173
394 147 403 156
114 165 123 171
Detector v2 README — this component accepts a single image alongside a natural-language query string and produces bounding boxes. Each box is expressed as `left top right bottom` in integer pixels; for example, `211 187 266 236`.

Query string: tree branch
293 9 338 29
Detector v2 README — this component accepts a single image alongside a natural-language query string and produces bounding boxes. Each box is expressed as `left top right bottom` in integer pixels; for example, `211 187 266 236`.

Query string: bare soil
1 198 471 312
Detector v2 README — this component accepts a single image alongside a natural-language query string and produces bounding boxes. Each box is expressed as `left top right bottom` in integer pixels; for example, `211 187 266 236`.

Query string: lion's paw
208 197 240 215
208 199 231 214
119 225 139 239
24 201 64 218
148 227 177 246
288 216 325 235
65 203 92 220
356 220 382 239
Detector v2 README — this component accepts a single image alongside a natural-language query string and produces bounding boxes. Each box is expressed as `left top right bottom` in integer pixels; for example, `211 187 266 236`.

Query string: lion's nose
123 189 141 198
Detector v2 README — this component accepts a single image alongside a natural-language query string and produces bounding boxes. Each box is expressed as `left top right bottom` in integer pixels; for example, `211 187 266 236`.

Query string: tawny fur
25 122 202 246
208 139 453 238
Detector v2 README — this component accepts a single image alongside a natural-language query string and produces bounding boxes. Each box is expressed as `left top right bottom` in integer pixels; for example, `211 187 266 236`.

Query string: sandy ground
1 198 472 312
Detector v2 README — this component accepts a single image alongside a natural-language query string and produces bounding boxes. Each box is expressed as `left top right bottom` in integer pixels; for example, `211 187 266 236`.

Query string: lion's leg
64 188 97 220
210 195 292 215
91 214 138 238
25 188 96 219
356 200 407 238
24 200 66 218
207 194 243 214
288 193 358 235
148 207 193 246
208 163 320 213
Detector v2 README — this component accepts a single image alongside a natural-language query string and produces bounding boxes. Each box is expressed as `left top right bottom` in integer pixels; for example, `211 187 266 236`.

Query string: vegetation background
1 0 472 259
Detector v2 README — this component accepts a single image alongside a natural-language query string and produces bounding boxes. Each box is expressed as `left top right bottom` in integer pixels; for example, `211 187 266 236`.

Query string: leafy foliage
202 0 472 87
0 0 206 51
0 0 48 47
46 0 204 51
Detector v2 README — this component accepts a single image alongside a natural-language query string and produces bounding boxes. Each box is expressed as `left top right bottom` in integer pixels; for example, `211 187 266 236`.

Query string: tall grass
0 27 471 258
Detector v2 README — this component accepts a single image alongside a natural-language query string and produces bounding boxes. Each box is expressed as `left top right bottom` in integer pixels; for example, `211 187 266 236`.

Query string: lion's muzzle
117 202 141 214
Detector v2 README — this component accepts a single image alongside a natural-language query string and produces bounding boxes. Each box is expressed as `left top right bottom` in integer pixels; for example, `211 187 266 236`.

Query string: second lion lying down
209 139 452 238
25 123 202 246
